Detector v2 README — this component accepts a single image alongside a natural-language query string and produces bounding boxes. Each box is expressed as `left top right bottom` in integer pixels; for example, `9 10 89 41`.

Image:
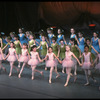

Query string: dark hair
85 37 90 41
19 27 25 33
60 39 64 42
48 46 53 50
93 31 99 37
23 43 28 48
10 41 15 48
52 37 56 41
84 45 89 49
14 34 19 40
31 45 37 51
70 38 77 45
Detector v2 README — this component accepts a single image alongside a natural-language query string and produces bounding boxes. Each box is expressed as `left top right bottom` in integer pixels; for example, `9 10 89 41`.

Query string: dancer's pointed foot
49 80 51 84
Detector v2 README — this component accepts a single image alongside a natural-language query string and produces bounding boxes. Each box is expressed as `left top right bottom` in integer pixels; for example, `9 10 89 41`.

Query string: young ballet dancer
69 38 81 82
91 32 100 54
43 46 61 84
28 34 39 54
37 36 48 59
60 45 81 87
51 37 60 76
2 37 11 55
85 37 98 61
57 28 67 45
18 28 28 45
58 39 66 73
14 35 22 68
0 44 6 72
81 45 96 86
28 45 43 80
47 28 55 45
69 28 80 45
93 51 100 90
4 42 19 76
10 32 15 42
18 43 30 78
78 32 85 53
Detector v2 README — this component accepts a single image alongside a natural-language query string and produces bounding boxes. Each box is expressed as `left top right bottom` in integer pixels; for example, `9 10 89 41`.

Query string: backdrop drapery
0 1 100 34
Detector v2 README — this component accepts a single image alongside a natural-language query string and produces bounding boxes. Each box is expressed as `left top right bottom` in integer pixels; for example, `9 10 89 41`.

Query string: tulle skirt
95 63 100 71
46 59 58 67
28 59 39 66
0 54 6 60
62 59 74 68
7 55 17 62
19 55 29 63
82 62 91 69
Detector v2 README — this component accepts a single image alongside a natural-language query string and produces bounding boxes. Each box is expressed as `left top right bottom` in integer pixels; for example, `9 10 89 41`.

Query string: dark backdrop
0 1 100 35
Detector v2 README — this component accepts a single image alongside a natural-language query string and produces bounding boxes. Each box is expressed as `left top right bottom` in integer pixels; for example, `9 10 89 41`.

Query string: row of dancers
0 41 100 89
0 27 100 89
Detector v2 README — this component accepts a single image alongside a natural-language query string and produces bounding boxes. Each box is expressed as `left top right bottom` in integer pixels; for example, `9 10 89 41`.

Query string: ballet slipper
18 65 20 68
62 70 65 73
45 67 47 71
40 71 43 75
9 73 12 77
49 80 51 84
18 74 21 78
64 83 68 87
56 74 60 78
32 76 34 80
84 83 90 86
74 75 77 82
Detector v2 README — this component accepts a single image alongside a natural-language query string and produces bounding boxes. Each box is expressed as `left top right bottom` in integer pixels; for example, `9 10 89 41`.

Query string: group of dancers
0 27 100 90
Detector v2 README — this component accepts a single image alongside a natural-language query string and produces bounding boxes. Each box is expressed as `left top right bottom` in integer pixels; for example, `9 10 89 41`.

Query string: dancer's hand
79 63 82 67
79 55 82 58
59 60 62 64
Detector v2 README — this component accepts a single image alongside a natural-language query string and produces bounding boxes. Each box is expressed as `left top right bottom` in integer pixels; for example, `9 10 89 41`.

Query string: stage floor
0 62 100 99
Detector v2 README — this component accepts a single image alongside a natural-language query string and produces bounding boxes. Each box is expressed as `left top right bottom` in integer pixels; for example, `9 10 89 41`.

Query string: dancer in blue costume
47 28 55 46
69 28 79 45
91 32 100 54
10 32 15 42
18 28 28 45
78 32 85 53
57 28 67 45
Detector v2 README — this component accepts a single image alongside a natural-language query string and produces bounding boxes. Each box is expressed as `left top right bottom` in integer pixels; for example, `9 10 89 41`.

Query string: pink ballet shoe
9 73 12 77
56 74 60 78
84 83 90 86
45 67 47 71
49 80 51 84
41 71 43 75
18 74 21 78
64 83 68 87
62 70 65 73
32 76 34 80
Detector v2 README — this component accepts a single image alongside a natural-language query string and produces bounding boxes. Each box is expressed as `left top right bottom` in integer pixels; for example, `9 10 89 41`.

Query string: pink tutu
62 59 74 68
0 54 6 61
7 55 17 62
82 62 91 69
28 59 39 66
19 55 29 63
46 59 58 67
95 63 100 71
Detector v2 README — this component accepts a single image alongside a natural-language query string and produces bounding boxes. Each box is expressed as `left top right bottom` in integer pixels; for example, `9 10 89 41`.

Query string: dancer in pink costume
43 46 61 84
81 45 96 86
18 43 30 78
61 45 81 87
28 45 43 80
4 42 19 76
93 52 100 90
0 44 6 72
